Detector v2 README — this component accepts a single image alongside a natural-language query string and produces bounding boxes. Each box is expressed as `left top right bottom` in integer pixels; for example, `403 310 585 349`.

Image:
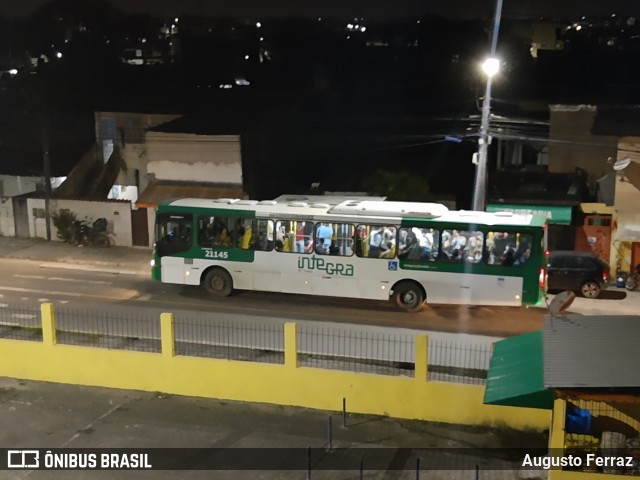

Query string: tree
363 169 431 201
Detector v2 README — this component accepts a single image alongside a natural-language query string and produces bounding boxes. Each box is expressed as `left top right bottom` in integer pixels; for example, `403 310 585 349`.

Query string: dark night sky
2 0 640 20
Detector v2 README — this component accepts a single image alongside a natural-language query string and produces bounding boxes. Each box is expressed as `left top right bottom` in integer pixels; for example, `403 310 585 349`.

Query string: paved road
0 255 544 338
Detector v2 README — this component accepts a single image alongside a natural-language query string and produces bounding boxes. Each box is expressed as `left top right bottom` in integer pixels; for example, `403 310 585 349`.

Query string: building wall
611 177 640 273
26 198 133 246
95 112 183 196
145 132 243 185
610 152 640 273
0 197 15 236
549 105 618 185
0 175 65 197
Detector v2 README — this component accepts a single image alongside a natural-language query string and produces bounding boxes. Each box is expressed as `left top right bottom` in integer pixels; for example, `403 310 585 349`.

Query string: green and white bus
151 197 548 311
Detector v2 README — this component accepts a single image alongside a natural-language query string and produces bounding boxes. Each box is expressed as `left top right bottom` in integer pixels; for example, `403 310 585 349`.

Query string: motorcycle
625 266 640 291
71 218 113 247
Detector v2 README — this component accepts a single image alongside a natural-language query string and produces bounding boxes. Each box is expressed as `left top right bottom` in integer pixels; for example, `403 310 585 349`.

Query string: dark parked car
547 251 611 298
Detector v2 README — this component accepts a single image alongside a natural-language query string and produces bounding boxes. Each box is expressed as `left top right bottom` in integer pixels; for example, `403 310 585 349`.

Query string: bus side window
315 223 354 256
275 220 293 252
356 225 396 259
198 216 215 246
236 219 255 250
156 213 193 256
486 231 531 266
399 228 437 261
315 223 333 254
253 219 274 251
462 231 483 263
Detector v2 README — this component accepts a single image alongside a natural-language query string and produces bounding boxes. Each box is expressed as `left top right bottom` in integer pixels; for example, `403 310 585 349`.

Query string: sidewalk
0 377 542 479
0 236 151 275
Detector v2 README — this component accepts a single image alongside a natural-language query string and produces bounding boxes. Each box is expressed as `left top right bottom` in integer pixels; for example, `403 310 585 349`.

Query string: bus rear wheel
393 281 425 312
204 268 233 297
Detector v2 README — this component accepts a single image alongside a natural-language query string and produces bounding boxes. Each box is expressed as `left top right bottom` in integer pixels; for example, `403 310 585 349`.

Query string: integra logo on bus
297 255 354 276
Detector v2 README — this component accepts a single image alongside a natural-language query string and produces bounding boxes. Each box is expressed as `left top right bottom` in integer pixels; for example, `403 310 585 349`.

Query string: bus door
155 213 193 284
312 223 359 298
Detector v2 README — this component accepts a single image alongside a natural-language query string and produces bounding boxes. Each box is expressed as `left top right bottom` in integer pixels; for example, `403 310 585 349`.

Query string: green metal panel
486 204 572 225
483 330 554 409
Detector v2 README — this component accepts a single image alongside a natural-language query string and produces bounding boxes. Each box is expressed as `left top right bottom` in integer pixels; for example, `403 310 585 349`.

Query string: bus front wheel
392 281 425 312
203 268 233 297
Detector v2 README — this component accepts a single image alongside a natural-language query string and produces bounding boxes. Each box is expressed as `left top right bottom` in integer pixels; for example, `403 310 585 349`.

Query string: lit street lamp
471 57 500 211
471 0 503 211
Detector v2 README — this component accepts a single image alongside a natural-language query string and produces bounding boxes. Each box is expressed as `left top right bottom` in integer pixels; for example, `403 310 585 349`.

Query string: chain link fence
54 305 161 352
0 302 493 383
0 302 42 341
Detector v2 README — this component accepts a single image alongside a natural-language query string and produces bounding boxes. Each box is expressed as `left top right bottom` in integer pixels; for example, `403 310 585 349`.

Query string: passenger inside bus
316 223 333 254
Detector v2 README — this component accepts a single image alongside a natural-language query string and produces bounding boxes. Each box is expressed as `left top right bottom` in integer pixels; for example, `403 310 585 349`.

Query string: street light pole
471 0 503 211
472 78 493 211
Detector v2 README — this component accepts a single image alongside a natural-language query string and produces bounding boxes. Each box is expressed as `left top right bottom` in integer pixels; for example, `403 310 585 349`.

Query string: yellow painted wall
0 306 550 431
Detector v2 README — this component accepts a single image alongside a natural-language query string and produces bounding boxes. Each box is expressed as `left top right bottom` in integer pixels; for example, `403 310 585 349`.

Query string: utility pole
471 0 503 211
39 113 53 241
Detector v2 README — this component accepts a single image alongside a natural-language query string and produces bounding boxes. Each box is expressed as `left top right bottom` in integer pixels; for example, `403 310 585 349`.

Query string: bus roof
158 197 547 227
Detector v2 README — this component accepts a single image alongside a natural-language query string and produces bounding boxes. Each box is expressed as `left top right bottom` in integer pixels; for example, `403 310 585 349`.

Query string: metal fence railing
297 325 415 377
0 302 493 383
0 302 43 342
174 314 284 364
54 306 161 353
427 338 492 385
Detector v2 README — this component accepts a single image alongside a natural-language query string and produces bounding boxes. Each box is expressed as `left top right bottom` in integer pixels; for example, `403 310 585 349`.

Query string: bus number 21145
203 248 229 259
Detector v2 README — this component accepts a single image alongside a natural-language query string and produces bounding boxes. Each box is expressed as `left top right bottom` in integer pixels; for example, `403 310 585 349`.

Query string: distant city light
360 27 366 33
55 52 63 59
576 25 583 31
141 38 147 43
175 17 179 23
244 55 250 60
259 37 264 41
318 17 322 22
256 22 262 28
9 69 18 75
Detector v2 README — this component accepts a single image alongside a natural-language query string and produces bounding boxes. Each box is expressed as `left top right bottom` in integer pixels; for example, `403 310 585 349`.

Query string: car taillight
539 267 547 289
603 270 609 282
